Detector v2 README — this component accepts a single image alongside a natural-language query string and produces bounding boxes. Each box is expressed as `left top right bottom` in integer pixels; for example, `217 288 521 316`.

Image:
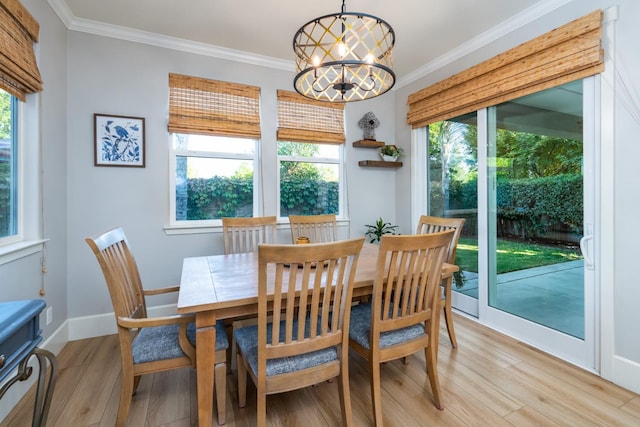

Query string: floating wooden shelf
352 139 385 148
358 160 403 168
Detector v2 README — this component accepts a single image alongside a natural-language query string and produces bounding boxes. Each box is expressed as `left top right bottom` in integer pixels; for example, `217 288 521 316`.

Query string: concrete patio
455 260 584 338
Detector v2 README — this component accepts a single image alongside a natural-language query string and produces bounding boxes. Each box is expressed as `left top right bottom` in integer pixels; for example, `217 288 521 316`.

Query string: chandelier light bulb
337 42 347 59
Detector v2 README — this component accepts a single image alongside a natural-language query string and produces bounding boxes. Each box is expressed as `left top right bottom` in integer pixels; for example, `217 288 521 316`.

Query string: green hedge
450 174 583 237
185 175 338 220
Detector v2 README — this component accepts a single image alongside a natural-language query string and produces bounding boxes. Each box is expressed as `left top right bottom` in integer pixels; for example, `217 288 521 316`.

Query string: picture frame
94 114 145 167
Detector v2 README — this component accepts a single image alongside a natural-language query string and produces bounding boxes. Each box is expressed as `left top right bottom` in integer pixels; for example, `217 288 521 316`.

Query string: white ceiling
50 0 562 86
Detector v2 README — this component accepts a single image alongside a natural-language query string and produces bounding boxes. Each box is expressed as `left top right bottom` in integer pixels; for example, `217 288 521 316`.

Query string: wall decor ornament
94 114 145 167
358 111 380 140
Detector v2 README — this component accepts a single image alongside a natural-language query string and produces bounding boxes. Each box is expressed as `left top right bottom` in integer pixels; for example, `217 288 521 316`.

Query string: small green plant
364 217 399 243
379 144 403 158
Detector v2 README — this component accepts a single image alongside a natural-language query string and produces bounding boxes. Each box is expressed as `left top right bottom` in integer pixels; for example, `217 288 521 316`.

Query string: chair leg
370 358 384 427
237 352 247 408
225 321 234 373
215 361 227 425
427 312 444 410
443 278 458 348
337 356 353 426
425 343 444 410
116 369 135 427
257 384 267 427
132 375 141 395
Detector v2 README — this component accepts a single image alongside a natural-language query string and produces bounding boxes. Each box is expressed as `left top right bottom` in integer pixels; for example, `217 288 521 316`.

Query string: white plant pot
380 154 398 162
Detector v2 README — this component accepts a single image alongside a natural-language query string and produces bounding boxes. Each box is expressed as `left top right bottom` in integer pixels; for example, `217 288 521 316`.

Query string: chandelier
292 0 396 102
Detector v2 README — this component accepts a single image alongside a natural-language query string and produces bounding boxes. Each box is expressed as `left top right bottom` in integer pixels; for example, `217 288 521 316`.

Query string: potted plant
379 144 403 162
364 217 399 243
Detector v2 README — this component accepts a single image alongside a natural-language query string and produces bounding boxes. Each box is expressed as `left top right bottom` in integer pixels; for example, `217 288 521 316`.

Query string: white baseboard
68 304 179 341
611 355 640 394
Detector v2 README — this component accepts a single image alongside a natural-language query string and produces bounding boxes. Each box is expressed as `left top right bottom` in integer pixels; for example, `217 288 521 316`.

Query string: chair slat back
222 216 277 254
289 214 337 244
416 215 465 263
373 232 453 338
257 238 364 364
85 227 147 321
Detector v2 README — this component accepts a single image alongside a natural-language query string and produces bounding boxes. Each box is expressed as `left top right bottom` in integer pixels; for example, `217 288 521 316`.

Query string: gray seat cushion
234 321 338 377
133 320 228 364
349 302 425 350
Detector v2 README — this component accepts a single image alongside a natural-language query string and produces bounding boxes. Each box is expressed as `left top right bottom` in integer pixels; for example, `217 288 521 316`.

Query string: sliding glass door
428 113 479 317
427 79 597 369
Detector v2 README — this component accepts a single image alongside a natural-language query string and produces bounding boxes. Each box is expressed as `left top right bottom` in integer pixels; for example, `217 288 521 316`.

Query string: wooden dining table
177 242 458 427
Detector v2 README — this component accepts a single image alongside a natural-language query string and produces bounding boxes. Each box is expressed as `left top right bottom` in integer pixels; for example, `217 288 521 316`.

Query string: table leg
196 311 217 427
0 348 57 427
31 348 58 427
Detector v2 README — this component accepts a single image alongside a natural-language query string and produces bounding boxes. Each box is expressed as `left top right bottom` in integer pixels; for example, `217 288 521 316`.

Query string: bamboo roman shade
0 0 43 101
407 10 604 128
277 90 345 144
168 73 261 138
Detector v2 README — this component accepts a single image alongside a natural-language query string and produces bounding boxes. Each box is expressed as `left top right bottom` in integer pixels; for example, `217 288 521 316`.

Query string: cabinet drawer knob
0 354 5 369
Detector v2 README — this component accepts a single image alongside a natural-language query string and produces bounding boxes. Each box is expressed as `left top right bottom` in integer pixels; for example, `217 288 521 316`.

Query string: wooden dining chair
234 237 365 427
289 213 337 243
221 216 278 368
416 215 466 348
349 231 454 426
85 227 229 426
222 216 277 254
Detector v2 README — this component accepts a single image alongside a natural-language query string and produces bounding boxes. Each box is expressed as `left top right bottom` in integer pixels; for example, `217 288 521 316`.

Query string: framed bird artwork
94 113 145 167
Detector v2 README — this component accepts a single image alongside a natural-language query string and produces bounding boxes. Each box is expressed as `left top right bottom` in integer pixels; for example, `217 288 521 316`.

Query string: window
0 0 44 262
171 134 258 222
168 74 261 226
278 141 342 217
0 89 17 243
276 90 345 218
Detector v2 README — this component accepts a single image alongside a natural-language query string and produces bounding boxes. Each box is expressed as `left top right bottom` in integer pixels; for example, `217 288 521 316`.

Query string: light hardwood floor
3 314 640 426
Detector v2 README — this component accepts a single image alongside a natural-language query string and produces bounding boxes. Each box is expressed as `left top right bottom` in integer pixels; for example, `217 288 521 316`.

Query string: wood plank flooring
3 315 640 426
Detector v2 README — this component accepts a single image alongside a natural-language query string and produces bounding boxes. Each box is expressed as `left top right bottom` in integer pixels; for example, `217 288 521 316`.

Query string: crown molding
396 0 572 89
48 0 571 87
47 0 294 72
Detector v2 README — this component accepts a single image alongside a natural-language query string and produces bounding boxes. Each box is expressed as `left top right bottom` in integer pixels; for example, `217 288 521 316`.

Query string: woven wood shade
168 73 261 138
0 0 42 101
407 10 604 128
277 90 345 144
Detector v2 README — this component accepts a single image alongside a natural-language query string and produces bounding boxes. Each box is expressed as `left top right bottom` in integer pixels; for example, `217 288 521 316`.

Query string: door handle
580 234 594 270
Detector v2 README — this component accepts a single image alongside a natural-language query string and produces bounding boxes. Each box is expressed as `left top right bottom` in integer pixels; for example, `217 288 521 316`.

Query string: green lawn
456 237 582 274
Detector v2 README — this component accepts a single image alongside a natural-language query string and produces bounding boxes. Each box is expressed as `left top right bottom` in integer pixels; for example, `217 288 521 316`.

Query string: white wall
393 0 640 392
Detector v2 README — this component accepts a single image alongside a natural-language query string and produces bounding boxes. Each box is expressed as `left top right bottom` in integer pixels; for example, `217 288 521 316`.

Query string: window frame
276 140 345 220
0 91 44 265
167 133 261 232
